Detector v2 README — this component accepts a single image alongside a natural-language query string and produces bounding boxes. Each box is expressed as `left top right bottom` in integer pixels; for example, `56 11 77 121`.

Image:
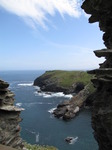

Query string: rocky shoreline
34 71 95 120
33 70 92 94
34 76 84 94
53 84 93 120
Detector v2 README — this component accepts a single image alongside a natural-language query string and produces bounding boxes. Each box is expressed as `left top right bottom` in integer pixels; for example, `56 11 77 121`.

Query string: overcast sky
0 0 105 71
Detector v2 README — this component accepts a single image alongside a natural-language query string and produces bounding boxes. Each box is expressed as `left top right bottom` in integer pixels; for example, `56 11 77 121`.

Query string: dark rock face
82 0 112 149
0 79 23 149
34 74 84 94
81 0 112 49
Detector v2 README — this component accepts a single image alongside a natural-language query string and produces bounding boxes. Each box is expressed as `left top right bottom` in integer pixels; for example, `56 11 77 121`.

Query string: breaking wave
34 91 73 99
18 82 33 87
48 107 56 113
70 136 78 144
16 103 22 107
25 129 39 143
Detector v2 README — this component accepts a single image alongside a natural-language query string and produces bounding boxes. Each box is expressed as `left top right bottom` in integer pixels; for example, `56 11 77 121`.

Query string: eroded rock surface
33 70 91 94
0 79 23 149
53 84 91 120
82 0 112 149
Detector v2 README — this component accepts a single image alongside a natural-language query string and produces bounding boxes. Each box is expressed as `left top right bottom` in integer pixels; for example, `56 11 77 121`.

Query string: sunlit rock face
0 79 23 149
82 0 112 150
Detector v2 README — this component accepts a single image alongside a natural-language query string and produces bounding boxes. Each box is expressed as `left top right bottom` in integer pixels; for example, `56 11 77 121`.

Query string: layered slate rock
82 1 112 150
0 79 23 149
53 84 91 120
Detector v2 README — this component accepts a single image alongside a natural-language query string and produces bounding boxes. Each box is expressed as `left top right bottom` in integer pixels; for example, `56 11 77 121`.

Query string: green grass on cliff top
42 70 93 88
24 143 58 150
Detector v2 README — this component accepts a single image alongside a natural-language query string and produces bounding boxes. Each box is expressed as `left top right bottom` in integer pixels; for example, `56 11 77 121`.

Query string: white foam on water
34 86 40 90
25 128 36 134
16 103 22 107
24 102 52 108
25 129 40 143
29 131 36 134
18 82 33 87
36 133 39 143
25 102 43 107
64 94 73 98
47 103 52 105
70 136 78 144
48 107 56 113
52 92 64 97
35 91 73 99
43 94 52 98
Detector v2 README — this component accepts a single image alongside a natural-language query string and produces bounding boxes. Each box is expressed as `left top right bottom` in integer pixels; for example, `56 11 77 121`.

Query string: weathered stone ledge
0 80 9 89
0 79 23 149
92 78 112 83
0 106 24 112
94 49 112 57
0 144 17 150
88 68 112 75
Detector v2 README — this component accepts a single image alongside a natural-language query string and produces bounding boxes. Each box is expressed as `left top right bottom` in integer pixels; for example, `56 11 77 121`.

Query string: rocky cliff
53 83 92 120
0 79 23 149
82 0 112 150
34 70 94 120
34 70 92 94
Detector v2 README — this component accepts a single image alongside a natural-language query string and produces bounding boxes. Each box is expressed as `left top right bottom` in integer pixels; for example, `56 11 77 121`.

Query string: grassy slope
24 143 58 150
42 70 93 88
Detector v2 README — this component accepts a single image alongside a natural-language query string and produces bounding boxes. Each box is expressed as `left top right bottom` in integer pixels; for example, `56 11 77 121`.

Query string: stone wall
0 79 23 149
82 0 112 150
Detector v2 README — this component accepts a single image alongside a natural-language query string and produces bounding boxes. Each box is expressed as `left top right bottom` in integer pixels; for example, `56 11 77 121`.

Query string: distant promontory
34 70 93 94
34 70 95 120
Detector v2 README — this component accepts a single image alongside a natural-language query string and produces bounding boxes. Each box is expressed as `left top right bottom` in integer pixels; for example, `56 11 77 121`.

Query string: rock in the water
53 84 91 120
65 136 78 144
65 137 74 143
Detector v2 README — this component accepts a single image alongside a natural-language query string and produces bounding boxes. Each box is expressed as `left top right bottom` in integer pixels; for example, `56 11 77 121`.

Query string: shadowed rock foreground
0 80 23 149
0 144 17 150
82 0 112 149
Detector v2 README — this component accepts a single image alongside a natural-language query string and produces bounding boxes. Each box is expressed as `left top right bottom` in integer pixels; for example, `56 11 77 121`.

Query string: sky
0 0 105 71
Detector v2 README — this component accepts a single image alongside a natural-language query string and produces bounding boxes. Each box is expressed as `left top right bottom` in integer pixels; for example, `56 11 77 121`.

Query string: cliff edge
34 70 94 120
82 0 112 149
34 70 92 94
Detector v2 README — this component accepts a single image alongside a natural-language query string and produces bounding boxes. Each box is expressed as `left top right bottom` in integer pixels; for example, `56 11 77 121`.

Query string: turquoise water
0 70 98 150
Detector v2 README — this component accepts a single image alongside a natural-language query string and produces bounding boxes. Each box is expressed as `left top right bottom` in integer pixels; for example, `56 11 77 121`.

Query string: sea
0 70 98 150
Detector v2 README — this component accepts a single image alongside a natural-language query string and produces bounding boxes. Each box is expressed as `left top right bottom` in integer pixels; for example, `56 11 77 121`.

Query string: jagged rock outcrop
53 84 92 120
34 70 94 120
0 79 24 149
82 1 112 150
